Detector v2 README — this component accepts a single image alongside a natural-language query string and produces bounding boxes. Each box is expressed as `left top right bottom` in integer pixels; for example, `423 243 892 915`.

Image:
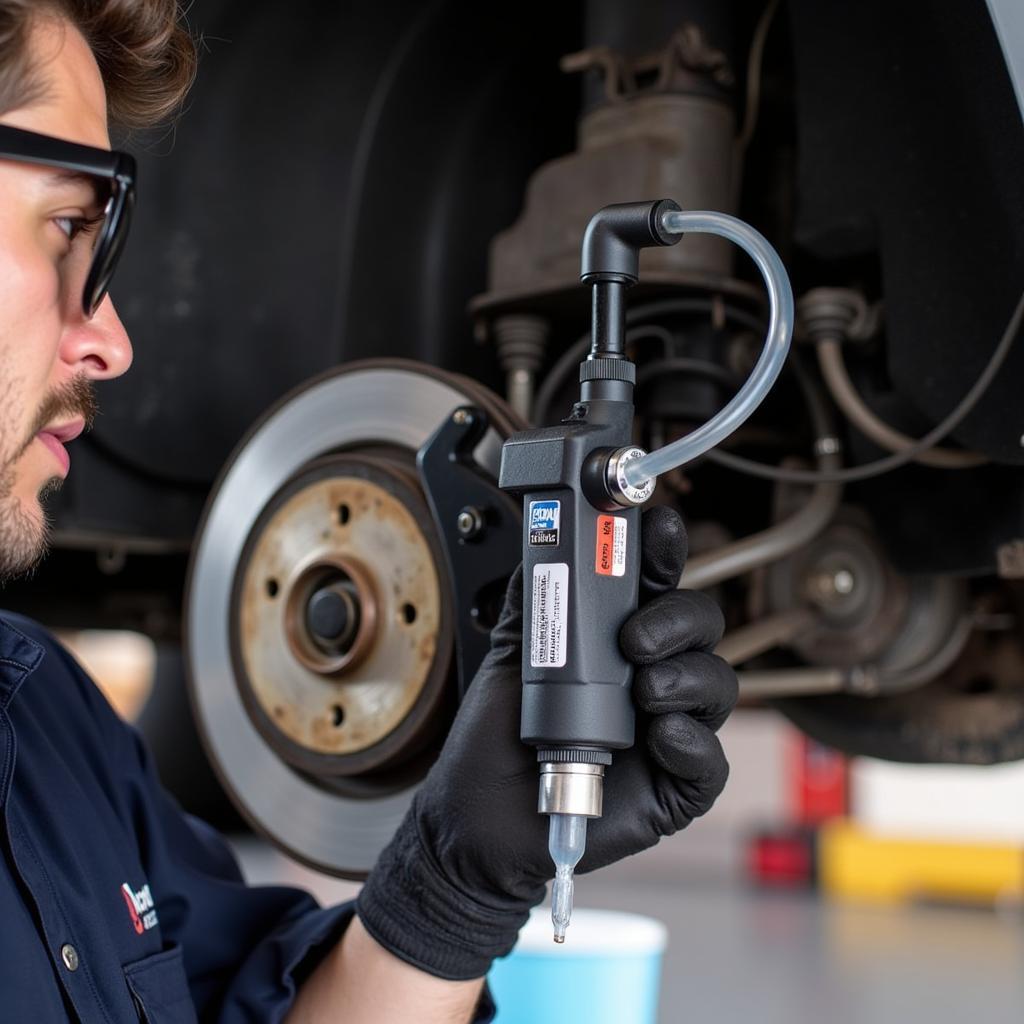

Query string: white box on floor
852 758 1024 843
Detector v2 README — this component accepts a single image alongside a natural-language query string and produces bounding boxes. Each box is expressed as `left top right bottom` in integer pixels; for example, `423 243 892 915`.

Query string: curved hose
735 613 973 699
707 288 1024 484
683 469 840 589
684 362 842 589
624 211 794 487
679 428 839 593
816 339 987 469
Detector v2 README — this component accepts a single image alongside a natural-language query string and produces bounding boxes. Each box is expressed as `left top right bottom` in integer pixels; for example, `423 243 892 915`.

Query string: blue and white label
528 499 560 546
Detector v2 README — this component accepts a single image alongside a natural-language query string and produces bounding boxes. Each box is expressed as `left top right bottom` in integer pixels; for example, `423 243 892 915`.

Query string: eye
53 213 104 245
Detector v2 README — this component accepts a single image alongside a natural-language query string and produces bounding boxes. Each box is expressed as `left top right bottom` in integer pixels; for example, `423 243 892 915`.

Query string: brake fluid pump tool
499 200 794 942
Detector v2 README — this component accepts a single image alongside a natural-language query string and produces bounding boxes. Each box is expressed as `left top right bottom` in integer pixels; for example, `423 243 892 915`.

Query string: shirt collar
0 615 45 711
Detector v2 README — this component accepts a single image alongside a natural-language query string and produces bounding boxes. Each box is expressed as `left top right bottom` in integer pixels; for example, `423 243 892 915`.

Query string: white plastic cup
488 907 668 1024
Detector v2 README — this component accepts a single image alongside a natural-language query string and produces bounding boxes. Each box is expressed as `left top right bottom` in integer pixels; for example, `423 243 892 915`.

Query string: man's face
0 16 132 580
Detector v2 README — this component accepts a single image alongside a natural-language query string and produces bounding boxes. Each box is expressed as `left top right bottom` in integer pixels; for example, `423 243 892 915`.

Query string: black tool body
499 199 681 762
500 399 640 751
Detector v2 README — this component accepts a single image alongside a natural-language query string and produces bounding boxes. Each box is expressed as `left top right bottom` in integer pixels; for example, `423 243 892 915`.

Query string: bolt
457 506 485 539
806 565 857 605
833 569 855 595
453 408 471 425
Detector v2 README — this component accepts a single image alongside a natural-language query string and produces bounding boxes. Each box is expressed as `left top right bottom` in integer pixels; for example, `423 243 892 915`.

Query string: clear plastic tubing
621 209 794 490
548 813 587 942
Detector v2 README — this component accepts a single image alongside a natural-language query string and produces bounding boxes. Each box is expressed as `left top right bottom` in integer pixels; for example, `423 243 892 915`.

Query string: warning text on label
595 515 628 577
530 562 569 668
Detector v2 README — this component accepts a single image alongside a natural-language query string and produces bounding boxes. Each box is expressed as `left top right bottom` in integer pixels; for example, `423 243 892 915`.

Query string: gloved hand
357 505 737 980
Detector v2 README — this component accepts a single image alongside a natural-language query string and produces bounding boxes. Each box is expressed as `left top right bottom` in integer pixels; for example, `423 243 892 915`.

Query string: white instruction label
531 562 569 668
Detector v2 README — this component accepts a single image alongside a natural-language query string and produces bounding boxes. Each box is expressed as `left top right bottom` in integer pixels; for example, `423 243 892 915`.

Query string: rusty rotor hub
232 453 452 776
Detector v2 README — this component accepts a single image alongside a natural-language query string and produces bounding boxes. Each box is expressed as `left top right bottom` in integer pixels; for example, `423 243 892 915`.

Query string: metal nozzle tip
554 934 565 944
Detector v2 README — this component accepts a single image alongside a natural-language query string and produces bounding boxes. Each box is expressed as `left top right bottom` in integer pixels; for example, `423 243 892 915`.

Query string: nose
58 295 134 379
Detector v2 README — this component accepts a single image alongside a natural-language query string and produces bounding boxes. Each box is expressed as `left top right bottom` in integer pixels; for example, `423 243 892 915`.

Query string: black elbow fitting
580 199 681 285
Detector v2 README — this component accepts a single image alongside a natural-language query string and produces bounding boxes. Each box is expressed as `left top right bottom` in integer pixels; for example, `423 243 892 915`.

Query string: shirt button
60 944 79 972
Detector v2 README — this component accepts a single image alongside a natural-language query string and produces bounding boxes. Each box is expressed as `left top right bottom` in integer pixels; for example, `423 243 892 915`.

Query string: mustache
17 377 98 458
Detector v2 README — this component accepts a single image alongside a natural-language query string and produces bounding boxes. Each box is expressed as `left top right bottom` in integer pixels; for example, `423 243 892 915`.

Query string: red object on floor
789 733 848 825
747 830 815 887
746 731 849 889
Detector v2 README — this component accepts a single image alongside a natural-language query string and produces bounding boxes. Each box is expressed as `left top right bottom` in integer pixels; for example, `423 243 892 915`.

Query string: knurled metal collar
579 358 637 385
537 747 613 765
606 447 655 507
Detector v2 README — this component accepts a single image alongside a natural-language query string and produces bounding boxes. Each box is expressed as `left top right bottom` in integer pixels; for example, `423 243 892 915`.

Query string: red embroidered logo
121 882 158 935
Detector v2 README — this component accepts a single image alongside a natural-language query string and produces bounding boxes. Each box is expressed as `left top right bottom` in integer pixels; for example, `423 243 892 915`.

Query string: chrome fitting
538 762 605 818
605 446 655 507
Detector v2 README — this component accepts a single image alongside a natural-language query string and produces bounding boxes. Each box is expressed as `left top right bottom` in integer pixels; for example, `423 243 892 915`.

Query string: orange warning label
595 515 627 576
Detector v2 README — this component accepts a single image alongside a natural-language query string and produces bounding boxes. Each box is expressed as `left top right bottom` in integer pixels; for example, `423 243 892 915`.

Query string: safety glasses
0 124 136 317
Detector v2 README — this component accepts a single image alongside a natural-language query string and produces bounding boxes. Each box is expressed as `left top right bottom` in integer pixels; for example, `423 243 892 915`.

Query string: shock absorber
499 199 794 941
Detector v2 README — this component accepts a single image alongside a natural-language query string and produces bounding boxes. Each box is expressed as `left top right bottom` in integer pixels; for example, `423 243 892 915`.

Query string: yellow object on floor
820 819 1024 906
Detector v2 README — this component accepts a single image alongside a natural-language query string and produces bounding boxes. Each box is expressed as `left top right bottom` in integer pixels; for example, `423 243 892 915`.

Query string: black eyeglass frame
0 124 136 317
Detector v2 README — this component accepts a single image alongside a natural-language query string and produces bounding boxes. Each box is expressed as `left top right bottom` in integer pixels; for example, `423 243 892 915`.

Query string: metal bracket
417 405 522 696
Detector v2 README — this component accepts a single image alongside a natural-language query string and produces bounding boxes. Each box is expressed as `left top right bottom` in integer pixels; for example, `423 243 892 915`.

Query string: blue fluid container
488 908 667 1024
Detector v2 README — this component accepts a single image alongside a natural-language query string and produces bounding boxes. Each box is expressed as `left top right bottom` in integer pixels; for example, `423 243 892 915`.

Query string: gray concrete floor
231 713 1024 1023
575 857 1024 1024
234 832 1024 1024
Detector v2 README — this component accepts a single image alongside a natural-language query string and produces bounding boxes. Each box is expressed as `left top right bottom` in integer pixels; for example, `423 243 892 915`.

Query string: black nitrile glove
357 505 737 980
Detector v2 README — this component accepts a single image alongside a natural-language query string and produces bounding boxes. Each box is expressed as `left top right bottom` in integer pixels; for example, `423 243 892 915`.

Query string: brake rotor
186 359 519 877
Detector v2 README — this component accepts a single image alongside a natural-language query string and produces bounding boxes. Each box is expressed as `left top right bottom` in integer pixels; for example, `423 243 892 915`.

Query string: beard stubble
0 376 98 583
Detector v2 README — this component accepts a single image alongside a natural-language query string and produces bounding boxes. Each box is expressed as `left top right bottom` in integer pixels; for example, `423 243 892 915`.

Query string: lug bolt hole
266 578 279 598
331 704 345 727
338 503 351 525
401 602 417 625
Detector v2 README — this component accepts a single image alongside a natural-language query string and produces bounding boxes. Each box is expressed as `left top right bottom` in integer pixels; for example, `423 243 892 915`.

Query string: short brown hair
0 0 196 129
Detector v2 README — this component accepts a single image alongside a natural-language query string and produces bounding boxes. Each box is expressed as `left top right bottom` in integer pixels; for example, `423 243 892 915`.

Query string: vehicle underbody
6 0 1022 873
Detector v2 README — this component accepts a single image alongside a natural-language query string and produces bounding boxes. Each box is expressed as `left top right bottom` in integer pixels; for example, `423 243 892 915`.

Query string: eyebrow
43 169 105 207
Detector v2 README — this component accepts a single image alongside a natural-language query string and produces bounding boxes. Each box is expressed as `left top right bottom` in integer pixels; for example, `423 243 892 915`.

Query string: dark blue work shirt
0 613 495 1022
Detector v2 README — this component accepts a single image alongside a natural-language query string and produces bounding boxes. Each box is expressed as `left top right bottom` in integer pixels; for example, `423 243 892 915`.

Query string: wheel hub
232 454 450 775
